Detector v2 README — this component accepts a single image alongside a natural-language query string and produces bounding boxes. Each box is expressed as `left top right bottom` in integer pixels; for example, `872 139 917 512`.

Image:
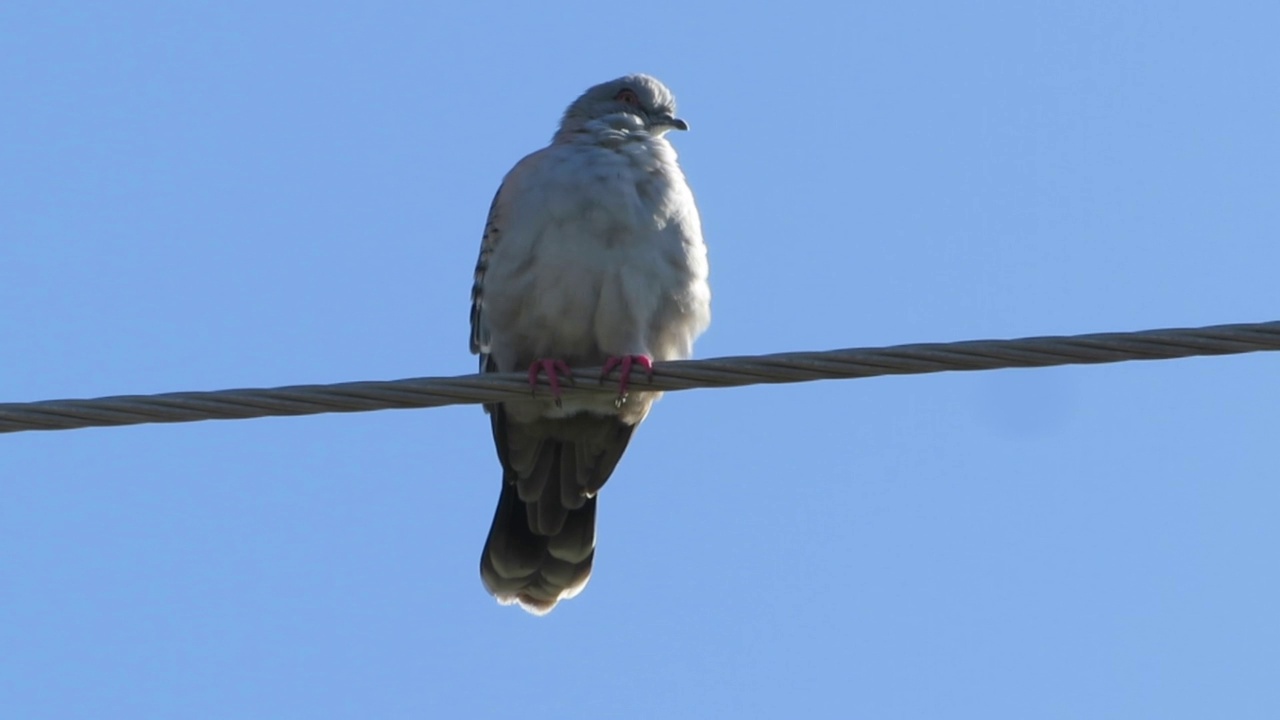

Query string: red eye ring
615 89 640 106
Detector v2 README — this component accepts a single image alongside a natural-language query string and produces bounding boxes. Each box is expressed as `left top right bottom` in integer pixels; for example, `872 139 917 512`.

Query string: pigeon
468 74 711 614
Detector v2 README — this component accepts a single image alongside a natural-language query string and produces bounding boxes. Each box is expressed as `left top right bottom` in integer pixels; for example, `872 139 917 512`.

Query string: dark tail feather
479 406 635 614
480 476 596 615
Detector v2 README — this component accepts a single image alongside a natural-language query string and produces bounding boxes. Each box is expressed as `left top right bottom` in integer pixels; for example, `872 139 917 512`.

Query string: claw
600 354 654 399
527 359 574 406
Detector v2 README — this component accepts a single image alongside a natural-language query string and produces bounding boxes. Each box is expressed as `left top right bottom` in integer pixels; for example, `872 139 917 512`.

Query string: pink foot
527 359 574 406
600 354 653 397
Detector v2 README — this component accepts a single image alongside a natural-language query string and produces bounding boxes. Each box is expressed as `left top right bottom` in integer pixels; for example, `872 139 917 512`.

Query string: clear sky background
3 2 1278 718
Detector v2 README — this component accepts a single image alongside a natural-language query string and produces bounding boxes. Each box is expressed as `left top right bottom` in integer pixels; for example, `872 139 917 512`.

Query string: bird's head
557 74 688 138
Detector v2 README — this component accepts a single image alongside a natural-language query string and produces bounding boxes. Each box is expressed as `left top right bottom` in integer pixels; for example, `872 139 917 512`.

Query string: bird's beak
655 114 689 131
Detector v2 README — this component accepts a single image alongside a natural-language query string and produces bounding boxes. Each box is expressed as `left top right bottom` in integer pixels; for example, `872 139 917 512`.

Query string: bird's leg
527 359 574 406
600 354 654 399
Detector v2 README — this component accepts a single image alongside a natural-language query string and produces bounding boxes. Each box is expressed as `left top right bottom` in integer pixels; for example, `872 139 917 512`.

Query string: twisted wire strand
2 320 1277 435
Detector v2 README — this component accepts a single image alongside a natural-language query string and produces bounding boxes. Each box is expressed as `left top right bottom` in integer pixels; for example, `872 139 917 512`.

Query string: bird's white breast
483 134 710 379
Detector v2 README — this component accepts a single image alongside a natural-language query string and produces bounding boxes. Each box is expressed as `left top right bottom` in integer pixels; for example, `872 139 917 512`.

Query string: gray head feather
557 74 688 137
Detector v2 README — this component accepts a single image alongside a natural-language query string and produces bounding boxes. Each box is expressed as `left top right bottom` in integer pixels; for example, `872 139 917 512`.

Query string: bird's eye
615 89 640 106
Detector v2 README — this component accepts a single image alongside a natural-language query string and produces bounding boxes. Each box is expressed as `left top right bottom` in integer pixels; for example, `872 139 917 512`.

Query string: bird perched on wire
468 74 711 614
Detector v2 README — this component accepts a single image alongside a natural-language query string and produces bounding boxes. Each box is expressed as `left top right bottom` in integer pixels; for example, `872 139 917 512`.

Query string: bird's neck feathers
553 113 664 148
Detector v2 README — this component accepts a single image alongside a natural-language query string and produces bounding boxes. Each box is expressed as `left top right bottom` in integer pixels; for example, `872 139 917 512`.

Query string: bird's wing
469 186 503 370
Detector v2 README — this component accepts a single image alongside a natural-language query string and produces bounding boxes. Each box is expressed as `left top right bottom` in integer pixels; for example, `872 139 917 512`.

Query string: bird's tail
480 473 597 615
478 408 635 615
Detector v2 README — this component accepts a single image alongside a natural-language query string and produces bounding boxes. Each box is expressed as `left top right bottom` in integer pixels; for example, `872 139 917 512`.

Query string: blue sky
3 2 1279 717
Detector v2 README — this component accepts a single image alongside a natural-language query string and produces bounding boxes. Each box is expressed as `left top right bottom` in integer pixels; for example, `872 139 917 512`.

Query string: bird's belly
520 239 634 361
484 151 702 378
